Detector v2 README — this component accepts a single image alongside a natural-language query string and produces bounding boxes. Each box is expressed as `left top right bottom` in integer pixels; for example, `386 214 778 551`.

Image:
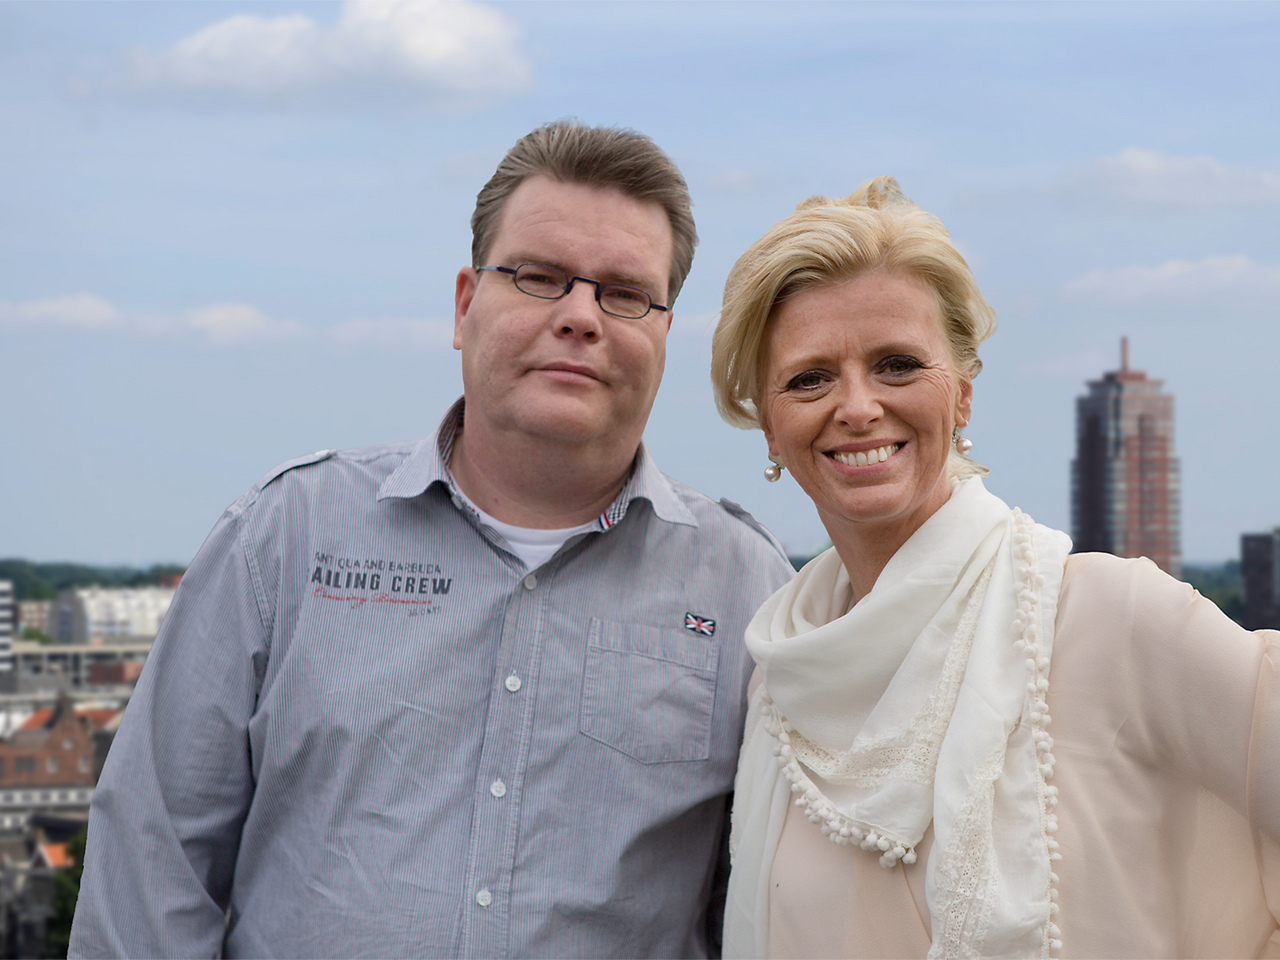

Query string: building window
79 756 90 773
15 758 35 775
63 738 74 751
46 756 58 774
0 759 5 779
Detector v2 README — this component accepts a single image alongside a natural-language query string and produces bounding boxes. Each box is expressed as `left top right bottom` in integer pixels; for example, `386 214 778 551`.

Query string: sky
2 0 1279 568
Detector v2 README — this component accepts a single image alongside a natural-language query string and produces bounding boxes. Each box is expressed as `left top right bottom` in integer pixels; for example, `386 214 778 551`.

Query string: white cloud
1061 254 1280 306
185 303 308 346
0 294 123 330
1064 148 1280 208
328 317 455 351
0 293 453 352
121 0 530 104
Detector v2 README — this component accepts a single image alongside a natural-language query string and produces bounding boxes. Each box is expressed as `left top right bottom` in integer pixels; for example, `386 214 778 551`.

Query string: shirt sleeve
1248 616 1280 936
69 507 267 959
1118 555 1280 941
1057 554 1280 939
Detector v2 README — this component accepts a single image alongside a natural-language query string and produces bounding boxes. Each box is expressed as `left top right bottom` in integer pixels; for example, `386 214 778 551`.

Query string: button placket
464 564 544 954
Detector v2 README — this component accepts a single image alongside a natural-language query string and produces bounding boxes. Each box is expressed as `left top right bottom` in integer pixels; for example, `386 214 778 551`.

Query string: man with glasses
71 121 794 959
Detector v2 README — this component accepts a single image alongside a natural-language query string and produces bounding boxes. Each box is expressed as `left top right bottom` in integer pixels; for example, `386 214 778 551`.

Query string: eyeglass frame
477 262 669 320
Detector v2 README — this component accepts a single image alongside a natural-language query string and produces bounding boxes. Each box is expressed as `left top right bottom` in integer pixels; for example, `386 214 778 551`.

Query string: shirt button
490 779 507 798
523 573 537 590
504 674 522 692
476 888 492 908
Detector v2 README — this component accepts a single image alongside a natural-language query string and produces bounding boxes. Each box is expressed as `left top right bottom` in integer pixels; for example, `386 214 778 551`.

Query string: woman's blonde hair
710 176 996 477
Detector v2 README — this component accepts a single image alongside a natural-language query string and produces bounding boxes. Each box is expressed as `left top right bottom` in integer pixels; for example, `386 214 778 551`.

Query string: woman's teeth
833 444 901 467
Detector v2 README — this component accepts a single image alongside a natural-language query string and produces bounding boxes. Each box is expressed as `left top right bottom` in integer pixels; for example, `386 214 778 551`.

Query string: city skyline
2 2 1279 565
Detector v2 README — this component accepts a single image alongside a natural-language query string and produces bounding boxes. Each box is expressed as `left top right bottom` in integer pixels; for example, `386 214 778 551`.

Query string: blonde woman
712 178 1280 958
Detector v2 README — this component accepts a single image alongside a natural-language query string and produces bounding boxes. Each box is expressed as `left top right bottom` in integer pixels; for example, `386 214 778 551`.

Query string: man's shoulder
659 475 791 567
227 440 422 519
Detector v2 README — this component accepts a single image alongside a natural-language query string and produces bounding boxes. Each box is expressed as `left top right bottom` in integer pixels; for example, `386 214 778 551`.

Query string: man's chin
504 402 611 446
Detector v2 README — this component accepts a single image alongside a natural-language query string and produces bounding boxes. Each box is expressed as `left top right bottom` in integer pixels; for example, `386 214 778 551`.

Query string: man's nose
553 278 604 341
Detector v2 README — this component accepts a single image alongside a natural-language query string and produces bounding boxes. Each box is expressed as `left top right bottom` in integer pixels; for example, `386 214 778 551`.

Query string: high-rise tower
1241 530 1280 629
1071 338 1181 578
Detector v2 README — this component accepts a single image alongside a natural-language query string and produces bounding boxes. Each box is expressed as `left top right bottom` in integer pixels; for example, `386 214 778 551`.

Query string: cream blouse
757 553 1280 959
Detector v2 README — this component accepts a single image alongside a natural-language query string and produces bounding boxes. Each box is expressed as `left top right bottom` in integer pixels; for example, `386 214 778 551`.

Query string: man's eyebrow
503 255 661 295
499 252 561 268
605 272 659 291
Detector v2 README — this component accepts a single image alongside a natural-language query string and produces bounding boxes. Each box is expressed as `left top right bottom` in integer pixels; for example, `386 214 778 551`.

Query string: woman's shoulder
1057 551 1261 668
1061 551 1197 615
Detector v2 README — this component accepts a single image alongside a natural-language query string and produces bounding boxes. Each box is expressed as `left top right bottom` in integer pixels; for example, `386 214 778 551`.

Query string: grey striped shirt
71 400 795 959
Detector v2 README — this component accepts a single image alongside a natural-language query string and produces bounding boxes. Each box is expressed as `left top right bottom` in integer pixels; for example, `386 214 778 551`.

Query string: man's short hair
471 120 698 305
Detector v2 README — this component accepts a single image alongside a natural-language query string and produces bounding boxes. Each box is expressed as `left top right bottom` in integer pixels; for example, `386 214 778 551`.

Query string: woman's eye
881 356 923 377
786 371 827 391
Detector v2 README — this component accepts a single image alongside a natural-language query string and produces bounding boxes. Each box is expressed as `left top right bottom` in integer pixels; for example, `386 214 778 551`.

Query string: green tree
1183 561 1243 625
0 559 186 601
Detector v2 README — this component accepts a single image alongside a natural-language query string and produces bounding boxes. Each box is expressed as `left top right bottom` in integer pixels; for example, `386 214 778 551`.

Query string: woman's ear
955 379 973 427
761 416 778 459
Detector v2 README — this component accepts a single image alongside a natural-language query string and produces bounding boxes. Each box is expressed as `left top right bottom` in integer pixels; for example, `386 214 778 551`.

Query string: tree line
0 559 187 601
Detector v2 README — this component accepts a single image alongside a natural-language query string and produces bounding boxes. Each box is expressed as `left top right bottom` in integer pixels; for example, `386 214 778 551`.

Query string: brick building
0 694 95 832
1071 338 1182 578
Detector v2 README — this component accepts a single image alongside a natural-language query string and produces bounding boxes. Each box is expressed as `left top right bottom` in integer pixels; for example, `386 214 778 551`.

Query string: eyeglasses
478 263 669 320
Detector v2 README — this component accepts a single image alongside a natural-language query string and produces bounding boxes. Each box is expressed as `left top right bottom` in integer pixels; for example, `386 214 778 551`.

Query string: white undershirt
473 507 597 571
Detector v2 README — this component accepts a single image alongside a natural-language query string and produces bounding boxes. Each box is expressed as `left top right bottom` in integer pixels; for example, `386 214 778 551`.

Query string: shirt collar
377 397 696 531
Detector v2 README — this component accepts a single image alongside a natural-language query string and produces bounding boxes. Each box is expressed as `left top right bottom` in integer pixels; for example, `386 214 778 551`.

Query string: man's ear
454 268 478 351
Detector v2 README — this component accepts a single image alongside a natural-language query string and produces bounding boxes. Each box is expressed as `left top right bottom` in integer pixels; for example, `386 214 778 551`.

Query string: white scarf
725 479 1071 959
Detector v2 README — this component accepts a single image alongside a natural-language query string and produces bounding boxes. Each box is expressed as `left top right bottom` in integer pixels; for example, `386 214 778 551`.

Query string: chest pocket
579 617 719 764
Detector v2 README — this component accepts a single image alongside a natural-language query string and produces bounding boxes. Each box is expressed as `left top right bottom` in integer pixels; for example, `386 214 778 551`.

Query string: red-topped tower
1071 338 1181 578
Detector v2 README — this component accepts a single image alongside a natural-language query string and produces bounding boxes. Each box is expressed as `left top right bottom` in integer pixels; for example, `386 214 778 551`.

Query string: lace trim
1011 509 1062 955
929 749 1004 960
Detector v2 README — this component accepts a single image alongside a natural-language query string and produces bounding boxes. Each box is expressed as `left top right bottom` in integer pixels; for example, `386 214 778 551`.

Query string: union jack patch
685 612 716 636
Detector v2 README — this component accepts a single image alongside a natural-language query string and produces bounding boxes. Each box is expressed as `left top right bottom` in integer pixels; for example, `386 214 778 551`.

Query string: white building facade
50 586 176 646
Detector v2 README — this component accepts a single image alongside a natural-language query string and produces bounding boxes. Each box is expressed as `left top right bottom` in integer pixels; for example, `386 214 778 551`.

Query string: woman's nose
832 376 882 429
